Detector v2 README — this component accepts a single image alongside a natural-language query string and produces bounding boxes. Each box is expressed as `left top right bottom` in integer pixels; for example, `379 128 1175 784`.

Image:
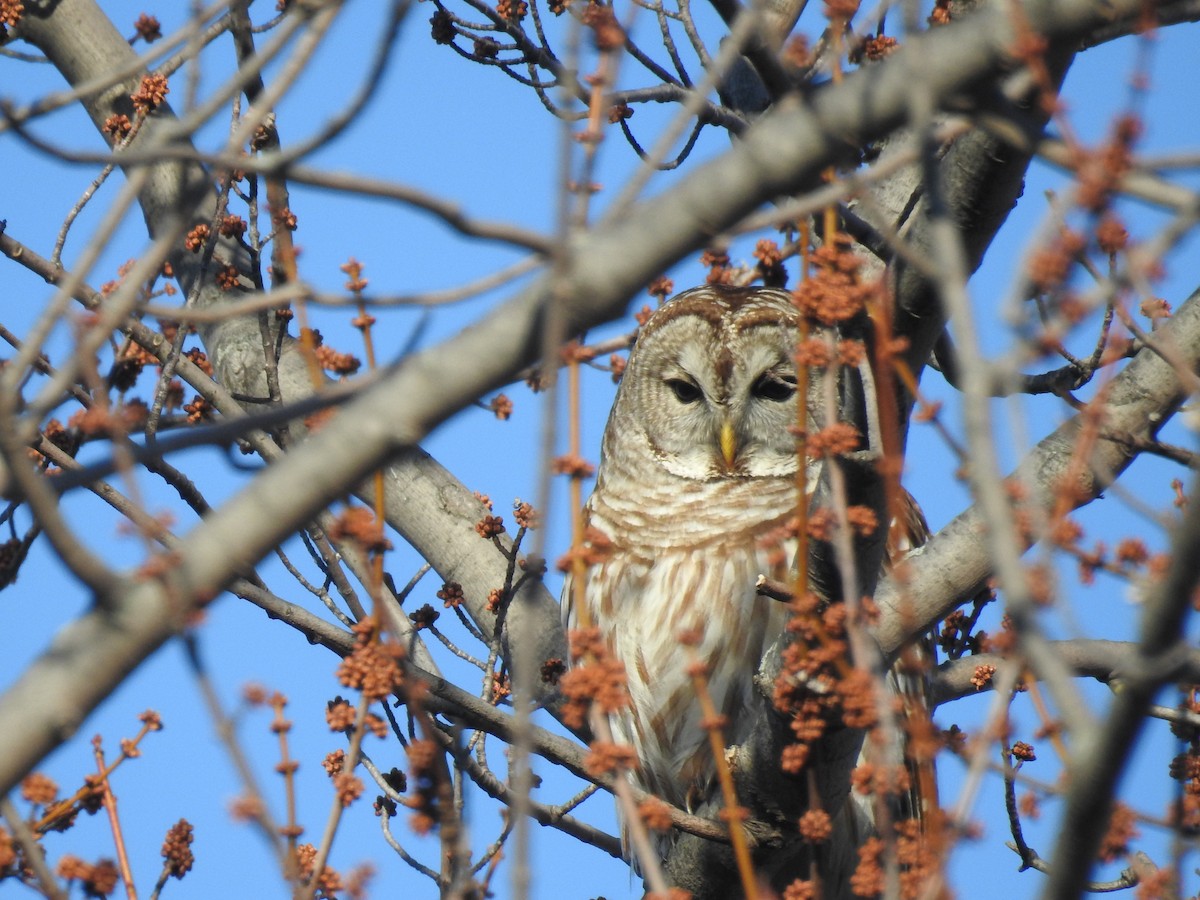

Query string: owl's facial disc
620 298 805 481
641 352 800 479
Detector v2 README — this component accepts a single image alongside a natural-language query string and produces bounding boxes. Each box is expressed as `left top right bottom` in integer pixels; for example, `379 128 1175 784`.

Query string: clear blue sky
2 2 1198 898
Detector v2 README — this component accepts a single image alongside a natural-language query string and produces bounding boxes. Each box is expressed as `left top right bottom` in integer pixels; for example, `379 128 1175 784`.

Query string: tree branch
874 286 1200 660
930 640 1200 708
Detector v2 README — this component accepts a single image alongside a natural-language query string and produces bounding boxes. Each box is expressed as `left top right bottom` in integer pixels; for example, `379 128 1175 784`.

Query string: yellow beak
719 420 738 469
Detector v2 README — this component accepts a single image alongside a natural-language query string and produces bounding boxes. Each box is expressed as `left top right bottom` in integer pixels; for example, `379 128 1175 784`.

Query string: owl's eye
665 378 702 404
752 372 797 402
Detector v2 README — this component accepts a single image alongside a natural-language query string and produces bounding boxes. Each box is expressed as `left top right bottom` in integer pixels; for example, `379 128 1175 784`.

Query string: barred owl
563 284 811 815
562 284 933 866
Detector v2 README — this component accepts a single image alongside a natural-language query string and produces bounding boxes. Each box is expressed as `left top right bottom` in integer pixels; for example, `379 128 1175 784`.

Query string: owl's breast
567 469 799 805
585 470 798 553
577 521 793 807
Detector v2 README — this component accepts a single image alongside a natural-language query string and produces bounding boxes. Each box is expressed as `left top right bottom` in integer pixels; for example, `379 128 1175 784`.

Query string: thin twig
0 796 66 900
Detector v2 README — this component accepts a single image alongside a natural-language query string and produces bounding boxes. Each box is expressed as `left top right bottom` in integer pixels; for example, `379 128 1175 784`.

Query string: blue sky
2 2 1199 898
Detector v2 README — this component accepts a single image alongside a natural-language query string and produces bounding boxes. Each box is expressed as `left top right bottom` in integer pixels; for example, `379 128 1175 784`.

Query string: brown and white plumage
563 284 936 870
563 285 817 813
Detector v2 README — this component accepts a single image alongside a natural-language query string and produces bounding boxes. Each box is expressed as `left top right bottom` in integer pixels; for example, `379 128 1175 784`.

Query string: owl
562 284 814 820
562 284 936 867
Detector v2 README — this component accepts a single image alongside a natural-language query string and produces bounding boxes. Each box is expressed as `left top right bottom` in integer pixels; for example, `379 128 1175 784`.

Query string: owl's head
613 285 804 481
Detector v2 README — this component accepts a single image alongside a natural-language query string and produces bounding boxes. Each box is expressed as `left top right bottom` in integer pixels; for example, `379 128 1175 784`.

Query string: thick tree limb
874 286 1200 659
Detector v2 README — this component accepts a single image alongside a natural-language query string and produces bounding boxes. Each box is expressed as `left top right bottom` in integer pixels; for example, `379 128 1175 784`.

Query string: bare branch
930 640 1200 708
875 286 1200 659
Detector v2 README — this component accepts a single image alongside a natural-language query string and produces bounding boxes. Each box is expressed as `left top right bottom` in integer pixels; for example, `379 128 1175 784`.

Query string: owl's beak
719 420 738 468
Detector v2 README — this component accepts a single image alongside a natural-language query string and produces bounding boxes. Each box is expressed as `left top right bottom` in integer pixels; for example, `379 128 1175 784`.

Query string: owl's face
615 285 802 481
